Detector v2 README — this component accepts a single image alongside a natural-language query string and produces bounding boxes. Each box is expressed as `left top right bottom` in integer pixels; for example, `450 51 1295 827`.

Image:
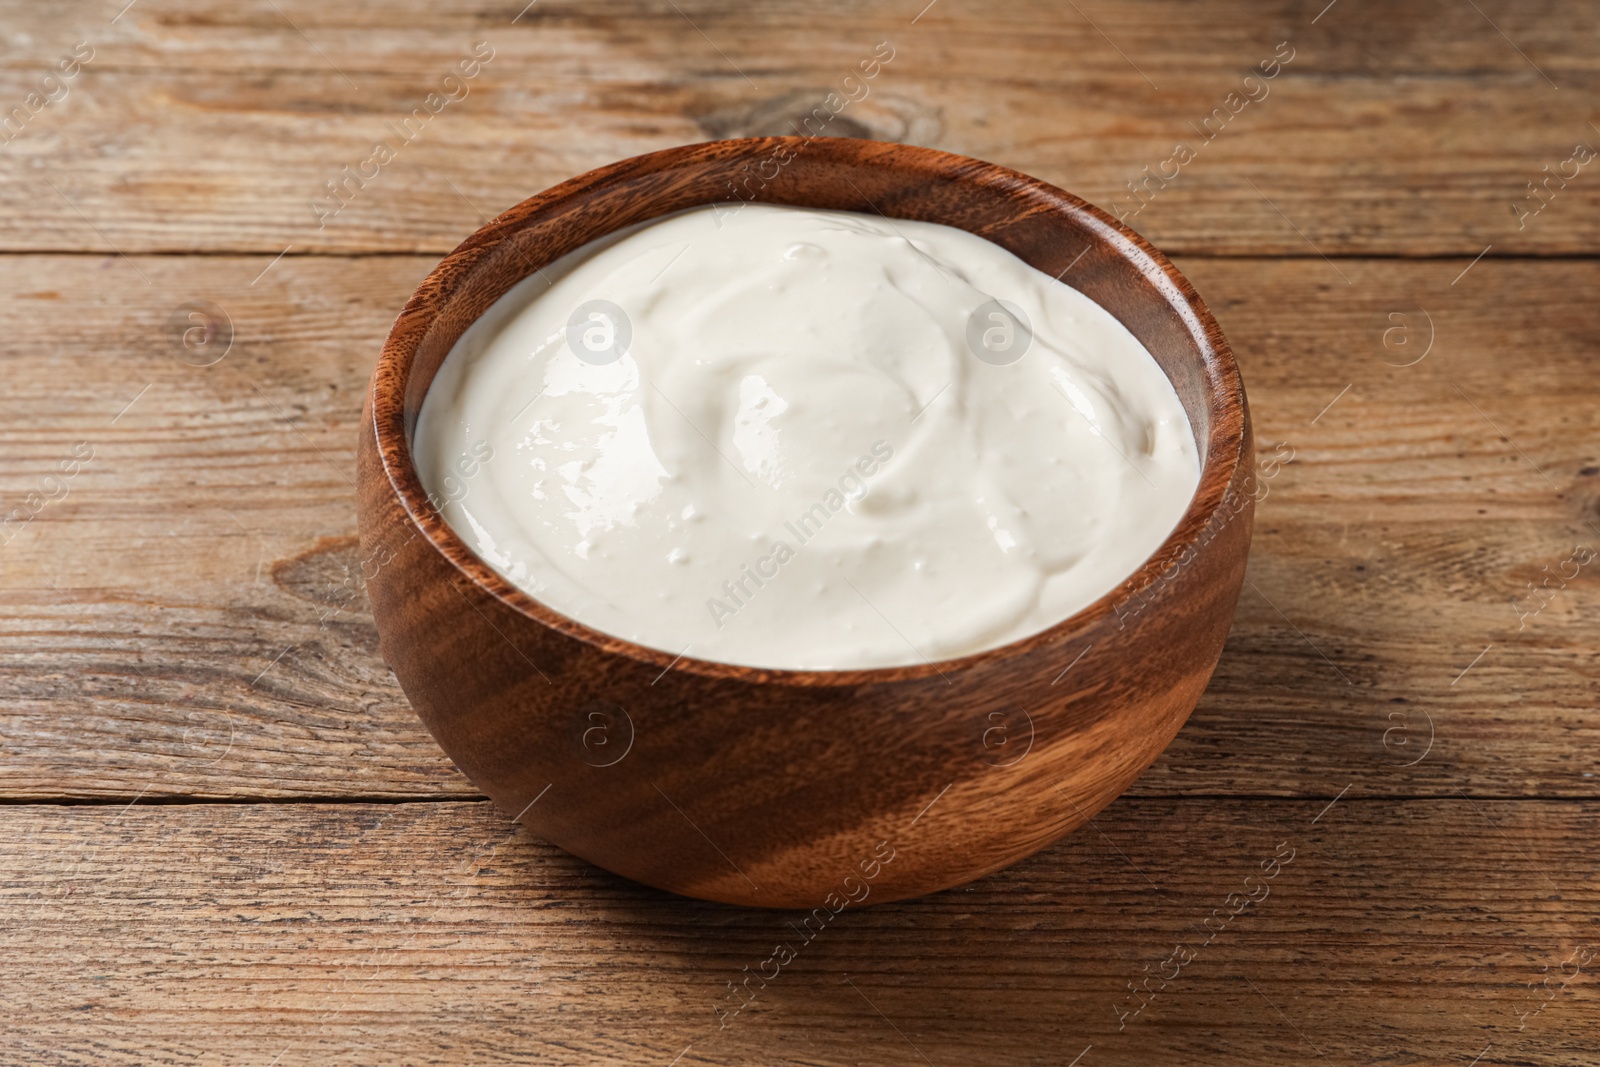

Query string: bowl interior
373 137 1246 681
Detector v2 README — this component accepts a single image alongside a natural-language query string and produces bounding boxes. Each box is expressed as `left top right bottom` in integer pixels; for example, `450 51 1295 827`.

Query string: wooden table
4 1 1597 1063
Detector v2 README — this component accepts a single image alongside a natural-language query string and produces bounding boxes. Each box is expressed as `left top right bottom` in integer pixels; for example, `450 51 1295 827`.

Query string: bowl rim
367 136 1249 688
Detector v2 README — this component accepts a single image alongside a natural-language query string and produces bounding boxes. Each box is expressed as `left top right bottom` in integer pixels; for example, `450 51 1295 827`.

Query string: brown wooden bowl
358 137 1253 908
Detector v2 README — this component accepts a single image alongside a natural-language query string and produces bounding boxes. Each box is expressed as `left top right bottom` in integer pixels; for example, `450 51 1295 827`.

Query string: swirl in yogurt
415 204 1199 670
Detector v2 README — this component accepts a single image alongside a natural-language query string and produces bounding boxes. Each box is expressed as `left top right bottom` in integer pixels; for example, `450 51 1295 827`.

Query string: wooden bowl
358 138 1253 908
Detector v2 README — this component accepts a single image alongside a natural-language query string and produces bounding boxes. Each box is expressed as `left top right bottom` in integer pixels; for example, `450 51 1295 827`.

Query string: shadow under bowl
357 137 1254 908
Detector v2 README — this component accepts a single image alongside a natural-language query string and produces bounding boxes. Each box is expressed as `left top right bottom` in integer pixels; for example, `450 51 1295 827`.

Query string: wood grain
355 136 1256 906
2 254 1594 801
1 0 1598 255
1 0 1596 1053
3 797 1596 1065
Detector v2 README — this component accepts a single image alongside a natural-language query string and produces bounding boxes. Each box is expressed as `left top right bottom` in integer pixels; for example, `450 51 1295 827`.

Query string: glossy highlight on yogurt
414 204 1200 670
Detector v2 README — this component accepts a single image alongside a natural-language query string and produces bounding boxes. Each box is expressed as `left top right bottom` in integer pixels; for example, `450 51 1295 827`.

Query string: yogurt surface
414 204 1199 670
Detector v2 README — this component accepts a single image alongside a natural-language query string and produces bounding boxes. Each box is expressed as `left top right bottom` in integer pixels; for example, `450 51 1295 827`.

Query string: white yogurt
415 204 1199 670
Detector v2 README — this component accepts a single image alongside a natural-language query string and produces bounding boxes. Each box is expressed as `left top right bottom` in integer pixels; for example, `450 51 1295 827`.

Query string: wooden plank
2 797 1596 1065
1 253 1597 800
0 254 466 798
0 0 1598 255
1165 254 1600 800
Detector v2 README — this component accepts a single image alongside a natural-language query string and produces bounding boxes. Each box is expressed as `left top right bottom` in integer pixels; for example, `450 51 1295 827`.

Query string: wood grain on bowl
357 138 1252 907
